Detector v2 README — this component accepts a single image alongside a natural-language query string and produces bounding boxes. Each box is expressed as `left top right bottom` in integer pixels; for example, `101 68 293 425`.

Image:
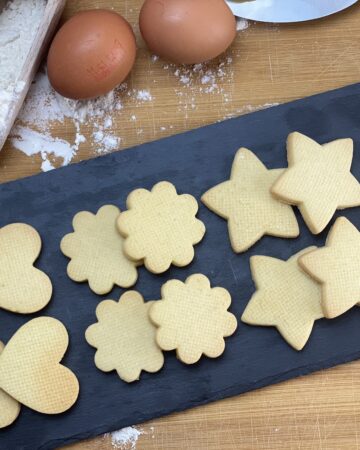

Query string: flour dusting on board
11 126 77 172
236 18 249 31
159 56 236 114
10 67 160 169
12 69 125 169
6 13 258 172
0 0 46 137
107 426 144 449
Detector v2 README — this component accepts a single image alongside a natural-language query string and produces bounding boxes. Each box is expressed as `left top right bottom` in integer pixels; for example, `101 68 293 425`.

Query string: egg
139 0 236 65
47 10 136 100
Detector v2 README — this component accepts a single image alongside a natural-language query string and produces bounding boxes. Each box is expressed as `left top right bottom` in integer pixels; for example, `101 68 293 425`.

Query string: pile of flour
0 0 46 137
11 69 128 171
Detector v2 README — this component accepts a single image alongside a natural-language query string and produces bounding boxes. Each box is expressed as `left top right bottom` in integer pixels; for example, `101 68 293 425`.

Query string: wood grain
2 1 360 449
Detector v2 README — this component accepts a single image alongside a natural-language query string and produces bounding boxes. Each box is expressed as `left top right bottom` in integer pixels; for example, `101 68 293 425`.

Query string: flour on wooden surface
159 56 236 114
7 15 257 172
236 18 250 31
0 0 46 137
106 425 155 449
11 66 159 167
18 69 124 127
12 69 126 168
107 426 143 449
11 125 79 172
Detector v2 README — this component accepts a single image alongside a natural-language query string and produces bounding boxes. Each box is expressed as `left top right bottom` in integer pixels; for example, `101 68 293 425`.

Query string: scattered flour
108 426 144 449
161 56 237 114
11 69 157 169
222 102 280 120
135 90 153 102
6 17 258 172
18 69 124 127
93 129 121 154
11 69 127 168
11 126 76 172
236 18 250 31
0 0 46 137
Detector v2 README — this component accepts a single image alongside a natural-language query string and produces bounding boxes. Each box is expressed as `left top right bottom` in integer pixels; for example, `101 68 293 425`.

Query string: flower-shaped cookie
85 291 164 383
61 205 138 295
117 181 206 274
149 274 237 364
0 223 52 314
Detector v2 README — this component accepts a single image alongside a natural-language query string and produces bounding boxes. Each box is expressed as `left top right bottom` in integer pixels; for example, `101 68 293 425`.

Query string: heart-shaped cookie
0 224 52 314
0 317 79 414
0 342 21 429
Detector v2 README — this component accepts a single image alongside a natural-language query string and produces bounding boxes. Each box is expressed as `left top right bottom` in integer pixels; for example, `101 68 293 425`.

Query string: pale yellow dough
0 317 79 414
201 148 299 253
271 132 360 234
86 291 164 383
0 342 21 429
61 205 138 295
118 181 206 274
150 274 237 364
241 248 324 351
0 223 52 314
299 217 360 319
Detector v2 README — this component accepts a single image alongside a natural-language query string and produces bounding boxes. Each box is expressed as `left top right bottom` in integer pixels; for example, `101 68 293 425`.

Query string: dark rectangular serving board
1 82 360 450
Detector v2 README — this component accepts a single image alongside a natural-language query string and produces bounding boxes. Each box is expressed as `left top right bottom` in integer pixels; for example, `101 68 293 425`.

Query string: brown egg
47 10 136 100
139 0 236 65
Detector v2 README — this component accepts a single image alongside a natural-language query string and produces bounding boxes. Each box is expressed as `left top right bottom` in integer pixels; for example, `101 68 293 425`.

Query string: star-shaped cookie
241 248 324 351
271 132 360 234
299 217 360 319
201 148 299 253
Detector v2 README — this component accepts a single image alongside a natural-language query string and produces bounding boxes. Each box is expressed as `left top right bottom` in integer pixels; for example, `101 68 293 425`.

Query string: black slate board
1 82 360 450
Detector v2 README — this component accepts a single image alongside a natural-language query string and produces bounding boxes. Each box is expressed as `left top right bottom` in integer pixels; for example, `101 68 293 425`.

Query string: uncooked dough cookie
0 317 79 414
117 181 206 274
201 148 299 252
271 132 360 234
241 248 323 351
61 205 138 295
0 342 21 429
0 223 52 314
299 217 360 319
149 274 237 364
85 291 164 383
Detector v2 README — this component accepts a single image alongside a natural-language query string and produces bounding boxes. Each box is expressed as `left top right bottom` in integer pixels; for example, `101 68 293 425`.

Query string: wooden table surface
3 1 360 449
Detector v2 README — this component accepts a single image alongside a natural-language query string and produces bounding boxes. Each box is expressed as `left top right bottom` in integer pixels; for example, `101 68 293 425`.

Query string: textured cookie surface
150 274 237 364
0 223 52 314
241 248 323 351
0 317 79 414
118 181 206 274
85 291 164 383
299 217 360 319
271 132 360 234
202 148 299 252
0 342 21 429
61 205 138 295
